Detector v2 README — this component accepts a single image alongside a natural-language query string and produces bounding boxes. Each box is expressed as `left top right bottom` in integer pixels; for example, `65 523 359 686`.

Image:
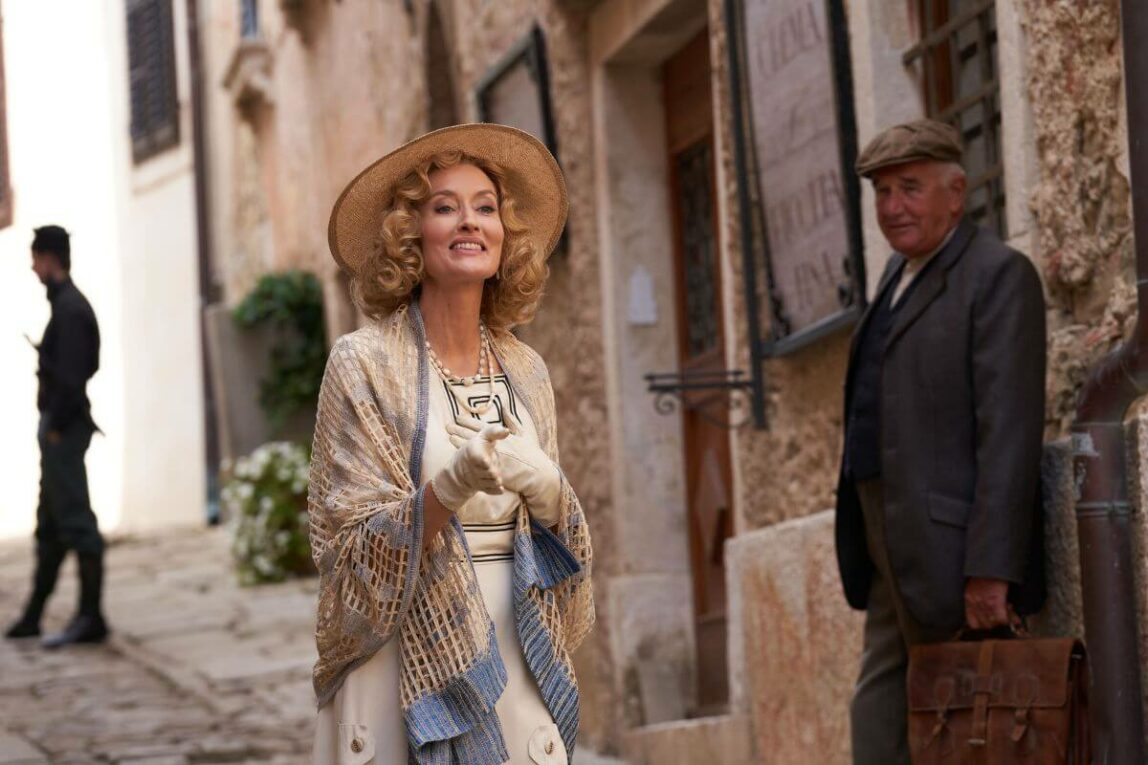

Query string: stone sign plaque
730 0 861 343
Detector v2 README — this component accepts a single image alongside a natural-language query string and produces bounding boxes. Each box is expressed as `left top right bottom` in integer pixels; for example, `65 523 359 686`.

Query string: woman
310 124 593 765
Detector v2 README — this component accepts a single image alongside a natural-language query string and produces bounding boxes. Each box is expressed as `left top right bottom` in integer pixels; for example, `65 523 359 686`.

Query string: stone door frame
587 0 733 727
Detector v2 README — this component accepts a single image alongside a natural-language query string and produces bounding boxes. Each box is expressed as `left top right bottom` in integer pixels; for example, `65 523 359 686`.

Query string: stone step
622 713 753 765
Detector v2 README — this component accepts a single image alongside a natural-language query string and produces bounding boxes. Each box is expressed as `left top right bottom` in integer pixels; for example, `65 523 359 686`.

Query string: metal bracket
644 369 761 429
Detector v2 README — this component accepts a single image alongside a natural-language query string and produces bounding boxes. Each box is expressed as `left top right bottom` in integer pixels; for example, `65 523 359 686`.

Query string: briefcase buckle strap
968 641 996 750
1011 706 1032 743
927 707 951 749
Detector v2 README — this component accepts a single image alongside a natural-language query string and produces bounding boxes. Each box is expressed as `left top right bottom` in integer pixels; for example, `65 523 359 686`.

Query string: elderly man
834 120 1046 763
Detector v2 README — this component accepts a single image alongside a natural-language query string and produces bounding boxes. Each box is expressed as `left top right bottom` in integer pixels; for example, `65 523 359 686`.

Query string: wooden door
664 28 733 713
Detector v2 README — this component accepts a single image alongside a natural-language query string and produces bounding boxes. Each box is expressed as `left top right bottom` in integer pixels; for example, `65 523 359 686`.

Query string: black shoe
4 617 41 639
40 614 108 648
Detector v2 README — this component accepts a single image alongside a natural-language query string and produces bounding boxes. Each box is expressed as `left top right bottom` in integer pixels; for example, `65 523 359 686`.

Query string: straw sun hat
327 123 568 276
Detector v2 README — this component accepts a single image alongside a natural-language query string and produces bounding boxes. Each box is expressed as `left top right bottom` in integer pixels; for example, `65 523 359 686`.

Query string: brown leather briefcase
907 635 1089 763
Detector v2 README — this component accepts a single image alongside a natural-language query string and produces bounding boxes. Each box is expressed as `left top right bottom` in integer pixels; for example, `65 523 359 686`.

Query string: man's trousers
36 415 103 559
850 479 950 765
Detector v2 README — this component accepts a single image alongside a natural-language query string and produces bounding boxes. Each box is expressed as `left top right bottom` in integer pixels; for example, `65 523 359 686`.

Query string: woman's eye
435 205 455 214
478 205 497 215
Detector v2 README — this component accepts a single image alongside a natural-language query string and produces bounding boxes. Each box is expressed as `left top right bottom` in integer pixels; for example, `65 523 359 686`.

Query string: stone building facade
198 0 1145 761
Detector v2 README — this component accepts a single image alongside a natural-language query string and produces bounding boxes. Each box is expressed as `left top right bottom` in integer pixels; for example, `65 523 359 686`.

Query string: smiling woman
420 164 505 287
311 124 593 765
351 149 547 330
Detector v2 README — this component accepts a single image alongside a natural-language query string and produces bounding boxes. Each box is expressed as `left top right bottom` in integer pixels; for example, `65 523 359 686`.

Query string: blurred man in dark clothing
5 225 109 647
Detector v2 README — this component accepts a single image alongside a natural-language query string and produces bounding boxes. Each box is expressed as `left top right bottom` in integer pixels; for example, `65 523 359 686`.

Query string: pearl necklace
426 324 496 417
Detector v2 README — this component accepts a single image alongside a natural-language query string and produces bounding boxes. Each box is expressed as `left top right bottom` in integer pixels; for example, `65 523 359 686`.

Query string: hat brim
856 153 952 178
328 124 568 276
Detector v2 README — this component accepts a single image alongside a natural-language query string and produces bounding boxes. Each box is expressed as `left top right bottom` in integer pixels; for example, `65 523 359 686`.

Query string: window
241 0 259 39
127 0 179 163
0 1 12 229
904 0 1005 236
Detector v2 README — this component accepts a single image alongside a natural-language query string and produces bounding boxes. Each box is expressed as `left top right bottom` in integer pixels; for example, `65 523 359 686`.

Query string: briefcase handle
953 622 1027 642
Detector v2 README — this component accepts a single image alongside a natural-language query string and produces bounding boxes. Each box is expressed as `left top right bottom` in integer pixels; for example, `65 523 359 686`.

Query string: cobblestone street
0 529 624 765
0 528 316 765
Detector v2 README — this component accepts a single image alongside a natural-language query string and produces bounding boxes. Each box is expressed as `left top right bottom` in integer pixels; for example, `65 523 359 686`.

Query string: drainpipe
185 0 223 520
1071 2 1148 762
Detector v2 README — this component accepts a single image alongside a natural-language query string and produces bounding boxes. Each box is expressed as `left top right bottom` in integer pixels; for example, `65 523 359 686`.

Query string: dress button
545 740 554 755
351 738 364 754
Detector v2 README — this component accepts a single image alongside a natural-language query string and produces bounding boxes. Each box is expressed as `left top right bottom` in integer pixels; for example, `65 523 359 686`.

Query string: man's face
30 250 57 285
872 161 966 259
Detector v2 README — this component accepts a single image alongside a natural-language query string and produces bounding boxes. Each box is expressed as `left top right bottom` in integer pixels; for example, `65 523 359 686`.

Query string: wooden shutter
127 0 179 163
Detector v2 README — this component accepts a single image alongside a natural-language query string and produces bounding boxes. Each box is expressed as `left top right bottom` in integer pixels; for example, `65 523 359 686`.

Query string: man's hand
964 577 1014 630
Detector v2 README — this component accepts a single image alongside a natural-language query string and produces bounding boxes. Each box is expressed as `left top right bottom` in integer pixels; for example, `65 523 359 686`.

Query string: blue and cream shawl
308 303 594 763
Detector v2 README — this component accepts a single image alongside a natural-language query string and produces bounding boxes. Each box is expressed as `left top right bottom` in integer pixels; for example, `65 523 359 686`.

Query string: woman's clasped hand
447 415 562 525
430 421 510 511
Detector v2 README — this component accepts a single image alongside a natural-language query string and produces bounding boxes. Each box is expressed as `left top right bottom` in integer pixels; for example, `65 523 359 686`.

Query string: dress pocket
337 723 375 765
527 722 567 765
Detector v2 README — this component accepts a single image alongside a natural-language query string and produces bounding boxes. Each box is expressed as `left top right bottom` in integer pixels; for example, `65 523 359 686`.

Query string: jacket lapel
884 218 977 352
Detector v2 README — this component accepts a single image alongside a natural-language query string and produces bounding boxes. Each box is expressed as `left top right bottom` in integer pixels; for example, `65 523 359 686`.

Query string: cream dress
312 371 567 765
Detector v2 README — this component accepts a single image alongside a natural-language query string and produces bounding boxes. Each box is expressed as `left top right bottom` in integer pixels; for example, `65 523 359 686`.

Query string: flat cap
855 119 963 177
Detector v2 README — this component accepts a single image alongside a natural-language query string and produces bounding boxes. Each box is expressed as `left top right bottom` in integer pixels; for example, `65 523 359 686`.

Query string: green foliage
223 441 314 585
233 271 326 431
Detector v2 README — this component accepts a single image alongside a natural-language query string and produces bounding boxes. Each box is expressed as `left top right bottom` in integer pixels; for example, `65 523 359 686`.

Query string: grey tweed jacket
834 217 1047 630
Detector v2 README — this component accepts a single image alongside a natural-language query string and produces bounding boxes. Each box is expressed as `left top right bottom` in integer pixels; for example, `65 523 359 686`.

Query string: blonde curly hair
351 150 549 330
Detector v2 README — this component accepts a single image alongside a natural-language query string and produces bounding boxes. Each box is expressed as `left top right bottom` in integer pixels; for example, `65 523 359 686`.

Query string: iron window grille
903 0 1006 237
127 0 180 164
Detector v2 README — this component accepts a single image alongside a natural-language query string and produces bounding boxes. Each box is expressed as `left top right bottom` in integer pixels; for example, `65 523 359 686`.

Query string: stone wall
1016 0 1133 435
206 0 425 331
726 513 862 764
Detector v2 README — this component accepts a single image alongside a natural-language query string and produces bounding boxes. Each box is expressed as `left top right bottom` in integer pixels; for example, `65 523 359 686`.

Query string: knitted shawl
308 303 594 764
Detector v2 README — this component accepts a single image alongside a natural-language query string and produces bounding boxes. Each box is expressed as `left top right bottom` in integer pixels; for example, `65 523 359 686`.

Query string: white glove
431 423 508 512
447 415 562 526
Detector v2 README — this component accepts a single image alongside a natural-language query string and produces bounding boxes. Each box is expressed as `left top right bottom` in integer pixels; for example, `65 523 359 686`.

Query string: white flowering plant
221 441 314 585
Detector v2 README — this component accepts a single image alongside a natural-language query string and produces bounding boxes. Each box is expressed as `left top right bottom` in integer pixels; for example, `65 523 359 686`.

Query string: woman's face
419 163 504 290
